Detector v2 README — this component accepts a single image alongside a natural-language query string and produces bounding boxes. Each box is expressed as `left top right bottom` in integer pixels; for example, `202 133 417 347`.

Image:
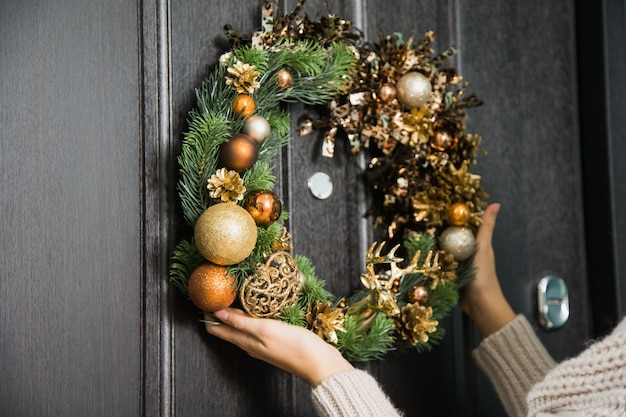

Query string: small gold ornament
407 285 429 305
207 168 246 202
396 72 432 109
188 263 237 312
439 226 475 261
244 189 282 227
232 93 256 117
194 203 258 265
219 133 258 173
242 115 271 142
376 83 396 103
398 303 438 345
307 300 345 344
447 202 471 226
430 130 454 151
225 61 260 94
276 68 294 89
239 251 301 318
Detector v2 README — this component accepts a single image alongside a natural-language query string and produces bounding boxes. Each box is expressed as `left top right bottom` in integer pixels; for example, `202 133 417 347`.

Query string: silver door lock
537 274 570 330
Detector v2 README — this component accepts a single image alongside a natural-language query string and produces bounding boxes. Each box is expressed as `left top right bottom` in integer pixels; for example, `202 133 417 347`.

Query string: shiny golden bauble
242 115 271 143
395 72 432 109
276 68 294 89
244 190 282 227
188 263 237 312
219 133 258 173
430 131 454 151
376 83 397 103
447 202 471 226
407 285 430 305
439 226 475 261
232 93 256 117
194 203 258 265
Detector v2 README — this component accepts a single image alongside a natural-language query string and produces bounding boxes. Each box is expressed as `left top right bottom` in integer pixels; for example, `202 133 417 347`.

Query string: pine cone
207 168 246 202
397 303 438 345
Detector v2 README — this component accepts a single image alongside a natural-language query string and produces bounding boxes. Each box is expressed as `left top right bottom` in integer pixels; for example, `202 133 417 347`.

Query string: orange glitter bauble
232 94 256 117
447 202 471 226
188 263 237 312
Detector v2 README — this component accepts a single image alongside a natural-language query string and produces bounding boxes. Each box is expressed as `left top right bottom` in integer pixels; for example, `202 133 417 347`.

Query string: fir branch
276 303 307 327
403 232 436 260
177 111 231 225
428 281 458 319
454 252 476 290
295 254 330 306
242 162 276 192
232 45 270 73
337 314 395 362
196 64 235 116
169 239 206 296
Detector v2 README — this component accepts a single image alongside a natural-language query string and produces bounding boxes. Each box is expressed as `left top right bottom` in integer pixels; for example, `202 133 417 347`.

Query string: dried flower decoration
207 168 246 202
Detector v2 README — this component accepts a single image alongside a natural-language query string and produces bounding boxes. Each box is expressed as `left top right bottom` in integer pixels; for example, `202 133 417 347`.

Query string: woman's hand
204 308 354 386
459 203 516 338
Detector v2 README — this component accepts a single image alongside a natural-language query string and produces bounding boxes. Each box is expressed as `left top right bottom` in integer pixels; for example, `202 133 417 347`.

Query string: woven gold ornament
239 251 301 318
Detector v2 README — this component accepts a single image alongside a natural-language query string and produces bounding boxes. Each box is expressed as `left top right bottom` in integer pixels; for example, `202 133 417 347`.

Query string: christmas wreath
170 1 487 362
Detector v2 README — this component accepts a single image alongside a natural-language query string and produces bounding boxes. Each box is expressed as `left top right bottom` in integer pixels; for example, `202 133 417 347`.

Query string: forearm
467 290 516 339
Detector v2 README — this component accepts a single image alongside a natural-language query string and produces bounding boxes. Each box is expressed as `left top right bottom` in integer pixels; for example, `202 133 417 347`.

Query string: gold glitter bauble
396 72 432 109
219 133 258 173
232 93 256 117
439 226 475 261
407 285 430 305
243 189 282 227
194 203 258 265
188 263 237 312
447 202 471 226
276 68 294 89
242 115 271 142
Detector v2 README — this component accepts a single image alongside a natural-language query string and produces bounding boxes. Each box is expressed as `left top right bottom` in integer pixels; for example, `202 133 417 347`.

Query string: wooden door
2 0 623 416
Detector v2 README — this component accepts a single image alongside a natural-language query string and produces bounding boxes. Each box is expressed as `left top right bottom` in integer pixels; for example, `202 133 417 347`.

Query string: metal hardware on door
537 274 570 330
307 172 333 200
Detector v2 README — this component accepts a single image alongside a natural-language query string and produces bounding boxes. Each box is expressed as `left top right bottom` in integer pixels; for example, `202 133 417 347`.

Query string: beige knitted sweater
311 315 626 417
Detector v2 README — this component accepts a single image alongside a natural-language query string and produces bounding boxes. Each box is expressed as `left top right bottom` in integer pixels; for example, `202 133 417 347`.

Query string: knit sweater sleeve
311 369 403 417
473 314 556 417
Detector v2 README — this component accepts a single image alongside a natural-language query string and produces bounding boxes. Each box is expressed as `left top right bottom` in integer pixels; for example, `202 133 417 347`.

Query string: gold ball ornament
244 190 282 227
276 68 294 89
194 203 258 265
232 93 256 117
376 83 397 103
439 226 475 261
242 115 271 143
430 131 455 151
447 202 471 226
219 133 258 173
188 263 238 312
407 285 430 305
395 72 432 109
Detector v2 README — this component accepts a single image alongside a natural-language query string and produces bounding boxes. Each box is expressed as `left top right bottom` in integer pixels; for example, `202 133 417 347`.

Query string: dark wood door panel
0 0 143 416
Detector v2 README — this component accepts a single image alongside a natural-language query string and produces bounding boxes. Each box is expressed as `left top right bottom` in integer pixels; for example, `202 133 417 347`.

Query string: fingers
476 203 500 245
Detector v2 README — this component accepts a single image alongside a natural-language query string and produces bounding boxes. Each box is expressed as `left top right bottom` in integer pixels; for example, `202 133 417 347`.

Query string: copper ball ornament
430 131 454 151
219 133 258 173
276 68 294 89
188 263 238 312
242 115 271 143
395 72 432 109
439 226 475 261
244 190 282 227
376 83 397 103
407 285 430 305
447 202 471 226
232 93 256 117
194 203 258 265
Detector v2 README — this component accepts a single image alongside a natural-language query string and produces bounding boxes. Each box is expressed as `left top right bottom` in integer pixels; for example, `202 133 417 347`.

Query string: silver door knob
537 274 570 330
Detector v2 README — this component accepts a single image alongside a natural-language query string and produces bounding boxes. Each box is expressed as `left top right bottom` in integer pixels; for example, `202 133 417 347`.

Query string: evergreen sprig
337 314 396 362
170 239 205 296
